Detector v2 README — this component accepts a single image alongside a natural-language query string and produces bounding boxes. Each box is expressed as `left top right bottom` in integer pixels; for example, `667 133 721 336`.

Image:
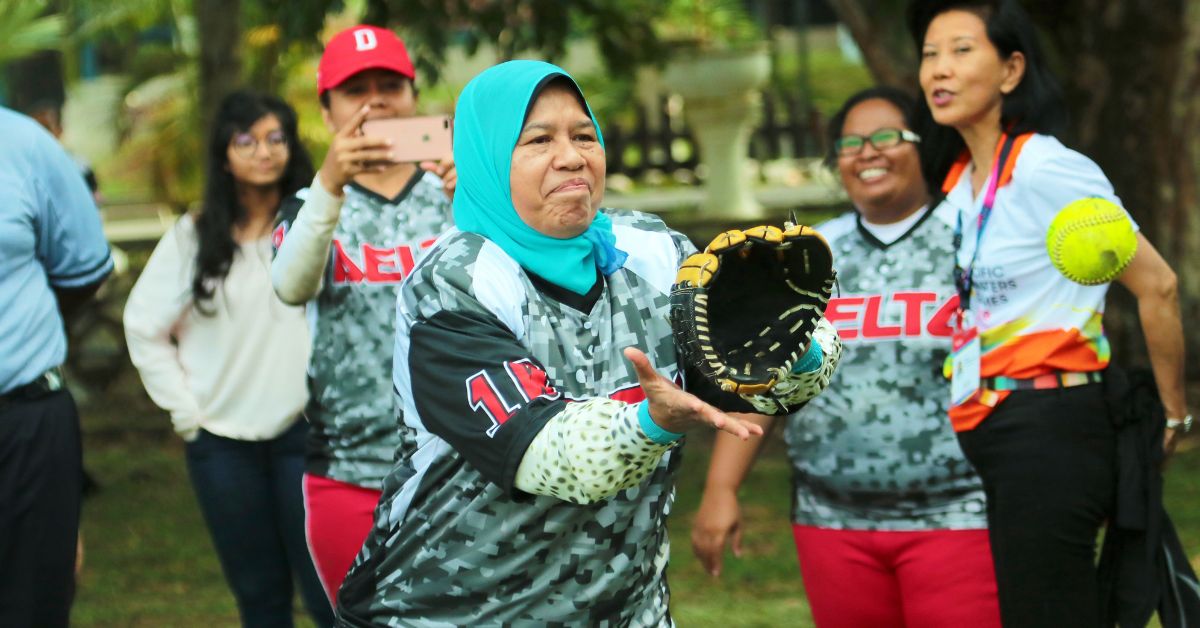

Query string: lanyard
953 134 1017 313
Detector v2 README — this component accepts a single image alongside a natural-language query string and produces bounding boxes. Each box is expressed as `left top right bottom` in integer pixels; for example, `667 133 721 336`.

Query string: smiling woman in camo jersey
334 60 840 626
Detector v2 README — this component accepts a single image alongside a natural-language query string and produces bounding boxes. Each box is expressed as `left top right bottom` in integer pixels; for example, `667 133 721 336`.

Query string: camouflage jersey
338 210 749 627
785 206 987 531
274 172 454 488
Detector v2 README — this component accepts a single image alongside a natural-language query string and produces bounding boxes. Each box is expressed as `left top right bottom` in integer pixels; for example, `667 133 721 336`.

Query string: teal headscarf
453 60 627 296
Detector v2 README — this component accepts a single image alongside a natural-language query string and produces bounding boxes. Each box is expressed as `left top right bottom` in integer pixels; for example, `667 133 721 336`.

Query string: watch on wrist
1166 414 1193 433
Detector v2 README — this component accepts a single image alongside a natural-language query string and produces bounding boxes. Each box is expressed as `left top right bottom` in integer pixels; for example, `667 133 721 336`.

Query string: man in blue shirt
0 105 113 627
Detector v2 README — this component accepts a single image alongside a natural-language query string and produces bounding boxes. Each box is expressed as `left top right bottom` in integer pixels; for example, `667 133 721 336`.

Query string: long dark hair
824 85 920 168
907 0 1067 193
192 90 314 309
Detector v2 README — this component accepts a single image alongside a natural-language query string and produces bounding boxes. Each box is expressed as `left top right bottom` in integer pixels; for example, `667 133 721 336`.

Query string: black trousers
957 385 1117 628
0 390 82 628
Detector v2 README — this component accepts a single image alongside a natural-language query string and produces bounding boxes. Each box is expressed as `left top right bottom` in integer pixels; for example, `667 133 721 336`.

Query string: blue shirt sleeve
33 132 114 288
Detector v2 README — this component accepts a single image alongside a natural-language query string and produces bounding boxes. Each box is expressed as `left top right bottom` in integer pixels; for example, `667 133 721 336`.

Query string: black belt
0 367 65 407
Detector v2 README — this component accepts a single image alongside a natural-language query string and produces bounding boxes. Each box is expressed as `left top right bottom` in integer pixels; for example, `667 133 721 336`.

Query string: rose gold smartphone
360 115 453 163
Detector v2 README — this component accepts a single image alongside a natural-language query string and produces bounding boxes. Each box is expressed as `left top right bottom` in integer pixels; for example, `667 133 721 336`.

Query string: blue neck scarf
453 60 627 296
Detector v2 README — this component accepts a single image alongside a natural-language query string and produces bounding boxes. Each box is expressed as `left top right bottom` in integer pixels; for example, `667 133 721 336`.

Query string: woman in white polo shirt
124 91 332 627
909 0 1188 625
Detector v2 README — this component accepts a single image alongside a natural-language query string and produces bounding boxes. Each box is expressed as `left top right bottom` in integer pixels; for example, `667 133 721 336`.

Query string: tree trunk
194 0 243 132
825 0 917 93
1028 0 1198 371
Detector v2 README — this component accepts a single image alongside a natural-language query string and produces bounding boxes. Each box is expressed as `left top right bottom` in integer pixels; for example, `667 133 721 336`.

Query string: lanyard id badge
950 309 980 406
949 135 1017 408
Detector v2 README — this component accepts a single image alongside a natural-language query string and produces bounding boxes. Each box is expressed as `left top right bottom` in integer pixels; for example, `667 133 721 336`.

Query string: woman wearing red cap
270 25 456 603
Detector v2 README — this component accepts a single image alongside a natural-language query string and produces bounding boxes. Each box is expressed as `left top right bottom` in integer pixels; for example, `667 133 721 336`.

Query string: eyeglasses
230 130 288 159
835 128 921 157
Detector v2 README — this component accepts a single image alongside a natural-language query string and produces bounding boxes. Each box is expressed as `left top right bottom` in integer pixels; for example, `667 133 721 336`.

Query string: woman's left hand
1164 427 1184 461
623 347 765 441
420 155 457 201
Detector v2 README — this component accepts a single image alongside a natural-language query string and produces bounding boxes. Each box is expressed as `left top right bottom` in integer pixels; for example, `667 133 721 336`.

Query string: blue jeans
185 419 333 628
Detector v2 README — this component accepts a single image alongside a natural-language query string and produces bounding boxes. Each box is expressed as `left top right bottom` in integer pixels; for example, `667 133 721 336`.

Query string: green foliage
0 0 64 65
252 0 342 43
656 0 763 52
70 0 179 42
572 69 638 130
361 0 667 84
120 69 205 208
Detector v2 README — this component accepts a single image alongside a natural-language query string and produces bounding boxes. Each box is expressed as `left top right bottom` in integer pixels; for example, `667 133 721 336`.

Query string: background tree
0 0 64 66
828 0 1200 371
194 0 244 130
359 0 668 83
826 0 916 90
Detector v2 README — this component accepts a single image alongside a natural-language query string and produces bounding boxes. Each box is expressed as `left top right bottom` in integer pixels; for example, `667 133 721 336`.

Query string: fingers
623 346 662 387
338 105 372 138
1163 430 1181 463
418 155 453 177
441 171 457 201
342 147 397 166
690 529 725 577
699 403 763 441
321 112 395 193
419 157 457 201
732 525 744 559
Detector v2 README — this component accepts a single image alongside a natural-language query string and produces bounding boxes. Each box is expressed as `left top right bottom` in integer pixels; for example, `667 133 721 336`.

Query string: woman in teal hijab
452 59 626 295
334 61 813 626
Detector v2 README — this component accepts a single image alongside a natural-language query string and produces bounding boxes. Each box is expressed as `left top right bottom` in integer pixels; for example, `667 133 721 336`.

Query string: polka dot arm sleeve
513 399 674 505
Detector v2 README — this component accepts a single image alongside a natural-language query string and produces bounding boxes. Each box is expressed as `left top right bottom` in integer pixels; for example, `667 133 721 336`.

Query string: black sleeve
407 308 568 494
271 194 306 255
683 363 758 413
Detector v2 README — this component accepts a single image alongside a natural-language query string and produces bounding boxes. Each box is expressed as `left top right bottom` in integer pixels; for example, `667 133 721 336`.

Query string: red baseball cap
317 25 416 95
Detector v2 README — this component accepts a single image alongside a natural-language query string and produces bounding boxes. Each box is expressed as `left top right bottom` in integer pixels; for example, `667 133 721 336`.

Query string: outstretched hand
623 347 764 441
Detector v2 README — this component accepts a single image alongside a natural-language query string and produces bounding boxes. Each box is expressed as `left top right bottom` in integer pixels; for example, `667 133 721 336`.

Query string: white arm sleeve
122 223 205 440
514 399 673 505
271 176 343 304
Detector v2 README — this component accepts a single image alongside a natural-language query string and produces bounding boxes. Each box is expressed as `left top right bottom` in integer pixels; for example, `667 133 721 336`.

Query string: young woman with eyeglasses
124 91 334 626
691 86 1000 628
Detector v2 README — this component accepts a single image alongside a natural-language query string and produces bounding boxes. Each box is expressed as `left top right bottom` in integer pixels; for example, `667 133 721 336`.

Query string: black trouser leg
0 390 82 628
957 385 1116 628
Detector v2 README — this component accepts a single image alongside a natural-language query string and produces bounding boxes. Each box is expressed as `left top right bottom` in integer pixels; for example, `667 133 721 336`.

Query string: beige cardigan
124 215 311 441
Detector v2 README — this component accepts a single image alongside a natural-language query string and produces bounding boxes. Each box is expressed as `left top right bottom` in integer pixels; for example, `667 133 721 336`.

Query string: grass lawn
71 371 1200 627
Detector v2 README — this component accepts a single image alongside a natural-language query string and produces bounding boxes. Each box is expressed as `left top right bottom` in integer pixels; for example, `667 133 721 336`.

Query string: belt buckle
43 367 64 392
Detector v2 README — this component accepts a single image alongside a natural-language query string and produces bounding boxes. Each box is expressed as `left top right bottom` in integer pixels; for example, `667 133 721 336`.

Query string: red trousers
792 525 1001 628
303 473 382 604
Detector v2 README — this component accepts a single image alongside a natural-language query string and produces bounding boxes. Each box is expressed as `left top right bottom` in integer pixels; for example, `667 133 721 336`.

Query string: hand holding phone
360 115 453 164
319 105 395 196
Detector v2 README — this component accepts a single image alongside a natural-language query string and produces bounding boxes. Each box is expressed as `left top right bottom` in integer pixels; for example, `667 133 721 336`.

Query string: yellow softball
1046 198 1137 285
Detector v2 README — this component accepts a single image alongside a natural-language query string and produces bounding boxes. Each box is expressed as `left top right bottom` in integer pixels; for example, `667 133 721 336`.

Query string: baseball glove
670 224 835 396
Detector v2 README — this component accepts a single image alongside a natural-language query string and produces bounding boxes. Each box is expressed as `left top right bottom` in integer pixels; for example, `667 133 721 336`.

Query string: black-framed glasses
835 128 921 157
230 130 288 158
